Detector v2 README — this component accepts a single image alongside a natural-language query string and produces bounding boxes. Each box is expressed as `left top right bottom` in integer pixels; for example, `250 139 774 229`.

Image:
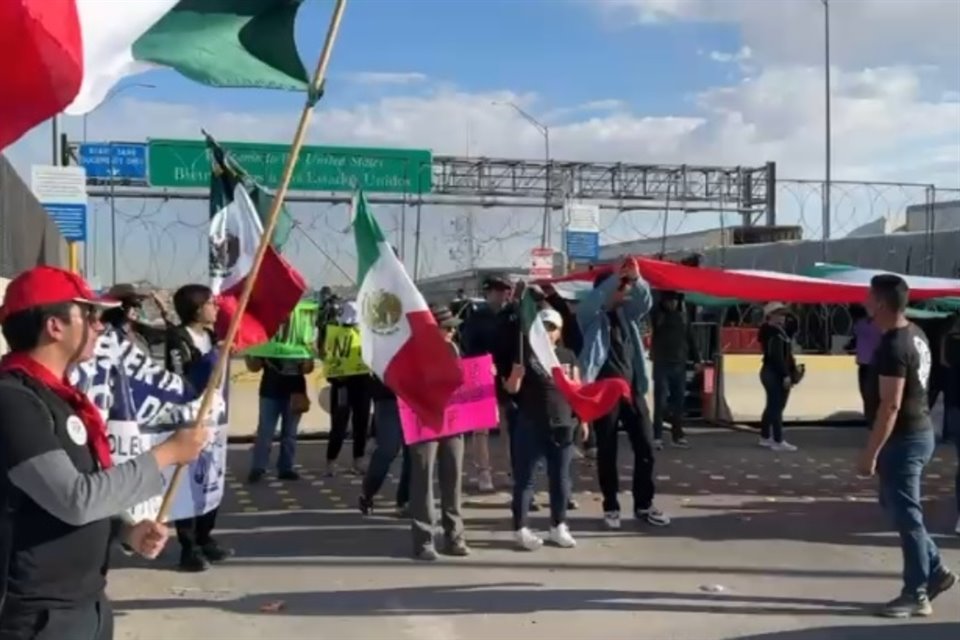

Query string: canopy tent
542 258 960 305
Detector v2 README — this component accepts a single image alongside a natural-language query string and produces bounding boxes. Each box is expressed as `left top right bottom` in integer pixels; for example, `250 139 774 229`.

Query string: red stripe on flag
540 257 960 303
215 246 307 350
1 0 83 150
383 310 463 426
551 370 631 423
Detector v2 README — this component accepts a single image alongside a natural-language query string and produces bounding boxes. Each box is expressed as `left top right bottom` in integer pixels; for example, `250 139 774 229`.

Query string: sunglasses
544 322 560 331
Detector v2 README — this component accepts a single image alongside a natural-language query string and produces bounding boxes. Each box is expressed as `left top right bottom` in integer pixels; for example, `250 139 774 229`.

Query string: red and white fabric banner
542 258 960 304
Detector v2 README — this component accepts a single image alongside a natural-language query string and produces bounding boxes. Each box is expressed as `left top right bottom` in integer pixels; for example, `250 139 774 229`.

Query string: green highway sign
147 139 433 193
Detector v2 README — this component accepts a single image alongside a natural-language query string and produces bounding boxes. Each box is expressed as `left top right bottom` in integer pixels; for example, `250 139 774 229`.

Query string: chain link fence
83 177 960 293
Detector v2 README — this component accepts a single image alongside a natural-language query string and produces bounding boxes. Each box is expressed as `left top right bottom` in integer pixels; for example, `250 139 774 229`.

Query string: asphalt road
108 427 960 640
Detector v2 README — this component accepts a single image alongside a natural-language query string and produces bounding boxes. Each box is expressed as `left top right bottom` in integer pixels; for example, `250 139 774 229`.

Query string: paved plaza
109 427 960 640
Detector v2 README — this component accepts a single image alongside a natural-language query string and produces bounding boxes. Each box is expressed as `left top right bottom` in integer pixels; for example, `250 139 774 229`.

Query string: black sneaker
247 469 265 484
200 541 234 563
179 549 210 573
928 568 958 602
878 593 932 618
358 495 374 516
277 469 301 481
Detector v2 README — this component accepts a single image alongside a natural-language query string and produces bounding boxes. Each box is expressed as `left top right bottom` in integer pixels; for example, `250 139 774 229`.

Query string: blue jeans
250 395 301 473
949 416 960 511
760 366 790 443
362 399 411 506
511 413 574 529
877 429 944 596
653 361 687 442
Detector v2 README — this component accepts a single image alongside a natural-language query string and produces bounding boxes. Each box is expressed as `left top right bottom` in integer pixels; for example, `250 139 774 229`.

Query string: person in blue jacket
576 257 670 531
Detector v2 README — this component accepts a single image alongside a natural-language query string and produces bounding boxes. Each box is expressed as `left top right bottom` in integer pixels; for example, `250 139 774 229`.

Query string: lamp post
821 0 832 256
492 101 551 247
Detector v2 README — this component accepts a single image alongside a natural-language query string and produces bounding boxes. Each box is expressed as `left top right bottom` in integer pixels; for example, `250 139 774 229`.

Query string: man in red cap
0 267 209 639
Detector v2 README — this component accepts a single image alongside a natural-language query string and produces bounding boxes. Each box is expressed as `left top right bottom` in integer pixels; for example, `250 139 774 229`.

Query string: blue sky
7 0 959 288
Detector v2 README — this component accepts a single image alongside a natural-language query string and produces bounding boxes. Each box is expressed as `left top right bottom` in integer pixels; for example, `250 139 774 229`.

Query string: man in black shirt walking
860 274 957 618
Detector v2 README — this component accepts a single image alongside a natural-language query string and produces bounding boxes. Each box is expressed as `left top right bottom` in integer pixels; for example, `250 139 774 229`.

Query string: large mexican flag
352 194 463 426
2 0 308 149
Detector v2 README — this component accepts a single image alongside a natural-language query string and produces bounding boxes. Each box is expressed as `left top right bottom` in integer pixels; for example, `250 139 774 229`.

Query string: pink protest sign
399 355 500 445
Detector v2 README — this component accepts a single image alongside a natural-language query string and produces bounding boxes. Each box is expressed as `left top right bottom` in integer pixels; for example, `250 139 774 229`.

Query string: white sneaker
757 438 773 448
477 469 495 493
548 523 577 548
954 516 960 536
603 511 621 530
771 441 798 452
514 527 543 551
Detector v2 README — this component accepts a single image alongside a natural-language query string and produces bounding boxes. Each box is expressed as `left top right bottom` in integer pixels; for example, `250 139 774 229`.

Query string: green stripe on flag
352 193 387 283
133 0 309 91
519 290 538 331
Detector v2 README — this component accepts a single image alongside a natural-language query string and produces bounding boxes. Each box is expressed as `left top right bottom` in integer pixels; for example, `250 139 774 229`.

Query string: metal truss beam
84 153 776 216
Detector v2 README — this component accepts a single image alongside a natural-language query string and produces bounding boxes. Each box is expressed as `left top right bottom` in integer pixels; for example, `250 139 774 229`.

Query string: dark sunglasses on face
544 322 560 332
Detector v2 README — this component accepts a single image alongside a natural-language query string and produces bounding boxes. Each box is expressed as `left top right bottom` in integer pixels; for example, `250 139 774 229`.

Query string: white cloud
343 71 428 85
5 61 958 287
602 0 960 70
4 0 958 287
709 46 753 64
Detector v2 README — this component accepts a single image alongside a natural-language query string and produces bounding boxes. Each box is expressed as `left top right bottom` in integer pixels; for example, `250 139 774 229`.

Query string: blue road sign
79 142 148 181
565 230 599 261
44 203 87 242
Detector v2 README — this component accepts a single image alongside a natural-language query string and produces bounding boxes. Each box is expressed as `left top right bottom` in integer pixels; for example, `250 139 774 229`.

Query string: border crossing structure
69 141 777 223
67 138 778 281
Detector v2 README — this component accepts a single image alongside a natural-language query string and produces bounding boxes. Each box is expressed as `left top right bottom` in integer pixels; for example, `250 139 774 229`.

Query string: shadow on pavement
729 622 956 640
114 583 876 618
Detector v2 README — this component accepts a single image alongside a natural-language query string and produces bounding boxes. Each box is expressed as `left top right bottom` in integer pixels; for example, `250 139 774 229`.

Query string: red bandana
0 353 113 469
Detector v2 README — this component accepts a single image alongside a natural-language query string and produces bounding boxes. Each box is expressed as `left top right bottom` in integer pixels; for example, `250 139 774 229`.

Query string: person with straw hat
757 302 798 452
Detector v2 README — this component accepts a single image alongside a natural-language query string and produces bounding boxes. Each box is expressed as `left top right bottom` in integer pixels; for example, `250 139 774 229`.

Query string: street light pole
822 0 832 256
492 101 551 247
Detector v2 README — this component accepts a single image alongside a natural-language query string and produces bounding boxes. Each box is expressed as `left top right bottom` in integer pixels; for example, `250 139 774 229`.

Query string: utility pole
822 0 832 258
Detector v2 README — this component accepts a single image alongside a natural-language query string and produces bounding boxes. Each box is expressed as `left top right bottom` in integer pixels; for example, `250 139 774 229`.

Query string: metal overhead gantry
77 144 776 223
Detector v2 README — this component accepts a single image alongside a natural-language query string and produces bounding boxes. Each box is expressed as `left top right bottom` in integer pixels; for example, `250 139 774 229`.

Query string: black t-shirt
865 323 932 433
0 374 112 613
258 358 308 399
599 311 633 382
517 345 579 430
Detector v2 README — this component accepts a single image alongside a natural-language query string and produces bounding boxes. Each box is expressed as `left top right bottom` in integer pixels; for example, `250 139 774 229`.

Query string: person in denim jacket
576 258 670 531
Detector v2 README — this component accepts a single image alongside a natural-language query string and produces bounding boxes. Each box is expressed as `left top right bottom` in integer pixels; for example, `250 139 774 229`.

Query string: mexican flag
209 138 306 350
1 0 308 149
353 193 463 425
520 292 631 422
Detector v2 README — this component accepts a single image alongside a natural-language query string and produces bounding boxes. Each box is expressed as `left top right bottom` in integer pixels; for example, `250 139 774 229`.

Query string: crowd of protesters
1 260 959 640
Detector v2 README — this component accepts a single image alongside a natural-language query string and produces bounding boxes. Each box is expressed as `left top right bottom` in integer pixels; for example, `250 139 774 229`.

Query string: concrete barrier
720 354 862 423
229 361 332 439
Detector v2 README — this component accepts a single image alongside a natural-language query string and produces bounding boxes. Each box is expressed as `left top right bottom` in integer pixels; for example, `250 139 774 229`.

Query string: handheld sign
398 355 499 445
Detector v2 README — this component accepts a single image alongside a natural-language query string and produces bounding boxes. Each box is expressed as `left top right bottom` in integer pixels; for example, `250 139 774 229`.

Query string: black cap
482 273 512 291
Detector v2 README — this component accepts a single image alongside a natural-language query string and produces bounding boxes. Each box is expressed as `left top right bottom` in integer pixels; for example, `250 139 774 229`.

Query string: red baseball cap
0 266 120 322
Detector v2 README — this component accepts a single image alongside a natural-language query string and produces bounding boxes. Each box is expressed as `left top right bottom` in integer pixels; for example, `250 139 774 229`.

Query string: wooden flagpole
156 0 349 523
